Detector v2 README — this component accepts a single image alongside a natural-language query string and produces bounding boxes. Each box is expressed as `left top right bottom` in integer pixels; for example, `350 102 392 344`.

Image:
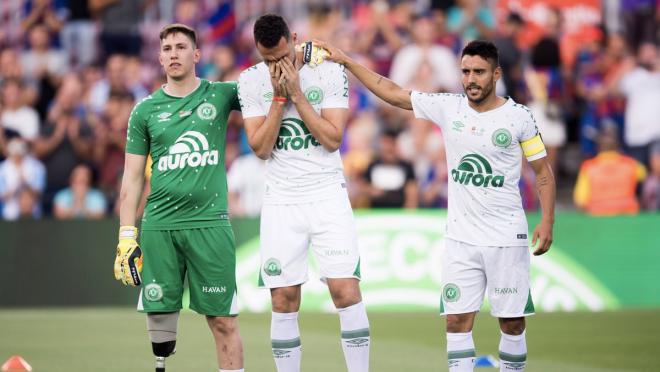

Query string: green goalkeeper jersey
125 79 240 230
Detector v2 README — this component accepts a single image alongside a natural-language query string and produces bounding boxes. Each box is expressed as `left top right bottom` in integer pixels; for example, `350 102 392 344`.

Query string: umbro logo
345 338 369 346
157 112 172 122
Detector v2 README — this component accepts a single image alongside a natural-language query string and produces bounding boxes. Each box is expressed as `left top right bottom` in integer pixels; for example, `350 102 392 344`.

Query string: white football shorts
440 238 535 318
258 188 361 288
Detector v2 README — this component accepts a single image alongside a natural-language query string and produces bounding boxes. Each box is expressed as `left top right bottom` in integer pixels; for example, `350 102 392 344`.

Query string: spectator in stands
47 73 86 125
33 109 93 214
615 42 660 167
389 16 461 93
88 54 147 114
529 8 568 167
295 2 342 42
642 141 660 211
363 130 418 208
91 90 132 205
0 78 40 142
398 118 445 185
0 137 46 220
354 0 413 75
620 0 658 51
20 23 69 82
20 0 65 37
91 0 144 59
53 163 106 219
574 125 646 216
398 118 447 208
0 48 39 113
446 0 495 43
493 12 525 102
60 0 96 68
0 1 26 49
342 111 378 208
202 45 242 82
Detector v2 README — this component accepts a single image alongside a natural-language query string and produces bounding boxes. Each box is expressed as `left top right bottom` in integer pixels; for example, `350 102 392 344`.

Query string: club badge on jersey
297 41 329 68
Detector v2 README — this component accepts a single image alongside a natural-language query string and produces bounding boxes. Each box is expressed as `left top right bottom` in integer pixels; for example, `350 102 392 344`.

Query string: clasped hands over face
269 57 301 100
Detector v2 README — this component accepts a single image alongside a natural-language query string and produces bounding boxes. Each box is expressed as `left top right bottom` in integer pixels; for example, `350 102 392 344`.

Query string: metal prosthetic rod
155 356 166 372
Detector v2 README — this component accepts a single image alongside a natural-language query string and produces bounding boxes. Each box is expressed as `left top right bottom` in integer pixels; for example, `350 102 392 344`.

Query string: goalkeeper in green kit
113 24 244 372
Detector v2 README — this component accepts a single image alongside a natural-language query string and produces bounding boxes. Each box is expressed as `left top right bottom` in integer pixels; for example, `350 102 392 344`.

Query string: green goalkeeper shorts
137 226 238 317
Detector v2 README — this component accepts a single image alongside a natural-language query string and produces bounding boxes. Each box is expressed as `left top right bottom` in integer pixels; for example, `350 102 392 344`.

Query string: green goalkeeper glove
114 226 143 286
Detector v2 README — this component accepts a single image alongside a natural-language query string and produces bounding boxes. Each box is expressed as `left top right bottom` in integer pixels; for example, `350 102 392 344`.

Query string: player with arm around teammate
316 38 555 372
237 14 370 372
113 23 244 372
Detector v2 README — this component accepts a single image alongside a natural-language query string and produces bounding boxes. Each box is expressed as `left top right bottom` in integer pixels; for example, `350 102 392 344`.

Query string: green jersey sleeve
212 81 241 112
126 99 150 155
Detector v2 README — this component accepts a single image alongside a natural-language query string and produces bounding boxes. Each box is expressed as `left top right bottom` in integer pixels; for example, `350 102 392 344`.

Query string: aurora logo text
451 153 504 187
158 131 219 171
276 118 320 151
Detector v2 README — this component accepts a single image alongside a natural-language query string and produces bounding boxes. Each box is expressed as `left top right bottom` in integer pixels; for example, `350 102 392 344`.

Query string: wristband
119 225 138 240
273 96 288 103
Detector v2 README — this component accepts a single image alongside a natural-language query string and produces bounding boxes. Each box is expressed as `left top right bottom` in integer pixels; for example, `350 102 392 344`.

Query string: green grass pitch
1 308 659 371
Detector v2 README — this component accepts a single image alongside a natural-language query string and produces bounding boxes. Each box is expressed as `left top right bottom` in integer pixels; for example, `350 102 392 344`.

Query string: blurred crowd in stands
0 0 658 221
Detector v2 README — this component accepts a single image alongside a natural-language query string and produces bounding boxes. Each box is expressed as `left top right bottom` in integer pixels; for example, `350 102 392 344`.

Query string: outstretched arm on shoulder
313 39 412 110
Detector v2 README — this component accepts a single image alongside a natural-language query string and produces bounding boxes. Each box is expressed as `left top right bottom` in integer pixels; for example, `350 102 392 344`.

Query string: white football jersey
238 61 349 204
411 92 546 246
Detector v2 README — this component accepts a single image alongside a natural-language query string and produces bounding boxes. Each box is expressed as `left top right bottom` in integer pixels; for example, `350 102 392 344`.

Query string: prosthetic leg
147 312 180 372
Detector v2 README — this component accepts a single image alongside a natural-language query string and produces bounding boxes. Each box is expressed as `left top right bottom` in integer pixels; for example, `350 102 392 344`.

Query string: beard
464 80 494 104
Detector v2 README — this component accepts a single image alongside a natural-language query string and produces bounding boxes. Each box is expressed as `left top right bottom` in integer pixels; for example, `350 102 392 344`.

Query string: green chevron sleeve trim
499 352 527 362
341 328 370 339
271 337 301 349
447 349 476 359
258 271 264 287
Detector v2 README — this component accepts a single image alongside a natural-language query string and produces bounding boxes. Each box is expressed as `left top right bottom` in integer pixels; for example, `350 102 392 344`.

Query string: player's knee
152 340 176 358
499 317 525 335
271 286 301 312
328 278 361 308
446 314 473 333
207 316 238 337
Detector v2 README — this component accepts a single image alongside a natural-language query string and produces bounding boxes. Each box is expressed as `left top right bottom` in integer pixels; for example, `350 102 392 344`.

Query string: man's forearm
343 58 411 109
248 102 285 159
536 171 556 224
292 98 341 152
119 176 145 226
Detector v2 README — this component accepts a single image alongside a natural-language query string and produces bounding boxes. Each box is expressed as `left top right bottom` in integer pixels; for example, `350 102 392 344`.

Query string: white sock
271 311 301 372
447 331 476 372
338 302 370 372
219 369 244 372
499 331 527 371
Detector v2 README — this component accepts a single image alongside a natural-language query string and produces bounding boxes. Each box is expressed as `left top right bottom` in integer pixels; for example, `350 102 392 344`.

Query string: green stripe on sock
499 352 527 362
524 290 535 314
447 349 476 359
271 337 301 349
341 328 370 339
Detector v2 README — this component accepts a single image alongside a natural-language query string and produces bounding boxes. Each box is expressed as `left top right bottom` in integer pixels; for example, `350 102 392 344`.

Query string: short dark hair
461 40 500 68
159 23 197 47
253 14 290 48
